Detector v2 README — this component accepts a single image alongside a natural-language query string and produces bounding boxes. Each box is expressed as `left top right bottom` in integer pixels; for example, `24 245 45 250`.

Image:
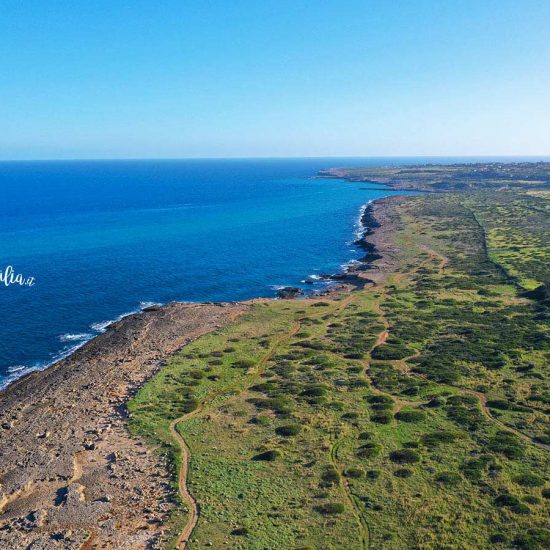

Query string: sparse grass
127 188 550 549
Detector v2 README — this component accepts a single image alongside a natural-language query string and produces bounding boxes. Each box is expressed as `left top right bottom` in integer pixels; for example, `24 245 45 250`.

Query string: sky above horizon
1 1 549 160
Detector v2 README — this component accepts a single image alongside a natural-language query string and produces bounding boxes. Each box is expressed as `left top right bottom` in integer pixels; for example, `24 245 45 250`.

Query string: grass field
127 189 550 549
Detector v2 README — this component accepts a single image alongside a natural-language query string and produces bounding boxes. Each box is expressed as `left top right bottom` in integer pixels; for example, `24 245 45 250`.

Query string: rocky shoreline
275 195 400 299
0 195 401 549
0 301 247 549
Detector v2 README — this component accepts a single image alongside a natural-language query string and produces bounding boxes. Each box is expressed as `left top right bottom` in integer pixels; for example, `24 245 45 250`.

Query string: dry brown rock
0 301 246 549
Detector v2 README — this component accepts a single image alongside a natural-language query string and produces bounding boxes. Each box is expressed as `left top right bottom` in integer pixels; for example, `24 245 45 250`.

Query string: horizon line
1 154 549 163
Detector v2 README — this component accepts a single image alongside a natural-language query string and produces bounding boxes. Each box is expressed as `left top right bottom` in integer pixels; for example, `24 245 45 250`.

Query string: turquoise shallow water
0 156 536 387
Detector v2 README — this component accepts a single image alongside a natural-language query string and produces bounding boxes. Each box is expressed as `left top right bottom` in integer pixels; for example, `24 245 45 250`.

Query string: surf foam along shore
0 301 248 548
0 189 398 548
0 301 164 390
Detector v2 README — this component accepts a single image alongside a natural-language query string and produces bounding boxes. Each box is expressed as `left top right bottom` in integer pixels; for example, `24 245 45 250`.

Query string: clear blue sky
1 1 549 159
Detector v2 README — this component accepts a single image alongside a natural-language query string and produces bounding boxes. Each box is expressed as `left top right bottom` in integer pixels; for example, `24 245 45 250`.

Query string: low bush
395 410 426 423
371 412 393 424
181 398 199 413
321 467 340 487
231 527 249 536
252 450 281 461
344 467 364 478
357 443 381 459
275 424 301 437
316 502 345 515
494 494 520 507
389 449 421 464
422 430 458 447
435 471 461 485
513 473 544 487
488 431 525 459
233 359 256 369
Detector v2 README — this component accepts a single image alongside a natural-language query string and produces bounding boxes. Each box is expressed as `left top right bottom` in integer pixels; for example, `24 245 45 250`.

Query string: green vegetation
127 174 550 549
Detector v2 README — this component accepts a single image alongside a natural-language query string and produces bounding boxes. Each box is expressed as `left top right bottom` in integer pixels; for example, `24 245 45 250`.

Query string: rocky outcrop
0 301 247 549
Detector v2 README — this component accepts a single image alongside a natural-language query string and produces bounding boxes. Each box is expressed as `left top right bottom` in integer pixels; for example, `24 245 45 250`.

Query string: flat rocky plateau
0 301 247 549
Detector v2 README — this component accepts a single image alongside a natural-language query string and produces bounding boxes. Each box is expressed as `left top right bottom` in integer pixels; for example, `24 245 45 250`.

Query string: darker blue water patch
0 156 536 386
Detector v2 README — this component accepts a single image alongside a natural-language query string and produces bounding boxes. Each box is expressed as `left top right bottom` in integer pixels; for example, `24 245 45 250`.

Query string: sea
0 156 543 388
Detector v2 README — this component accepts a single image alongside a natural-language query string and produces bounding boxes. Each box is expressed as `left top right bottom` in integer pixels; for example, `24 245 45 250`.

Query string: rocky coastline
0 301 247 549
0 193 400 548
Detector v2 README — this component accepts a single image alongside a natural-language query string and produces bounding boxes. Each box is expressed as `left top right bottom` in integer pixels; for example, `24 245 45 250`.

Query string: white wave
2 300 166 390
353 200 374 240
90 319 115 332
139 301 161 309
0 365 40 390
59 333 93 342
7 365 27 374
308 274 322 280
91 300 163 333
269 285 287 291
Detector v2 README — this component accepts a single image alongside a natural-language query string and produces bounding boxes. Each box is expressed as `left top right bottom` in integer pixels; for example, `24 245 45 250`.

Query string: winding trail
168 299 349 548
329 438 370 550
370 278 549 452
169 415 199 549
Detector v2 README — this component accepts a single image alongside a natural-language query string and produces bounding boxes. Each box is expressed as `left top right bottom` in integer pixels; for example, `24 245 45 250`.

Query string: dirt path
169 317 307 548
169 416 199 549
418 243 449 274
330 438 369 550
466 389 550 452
370 283 549 452
169 297 355 548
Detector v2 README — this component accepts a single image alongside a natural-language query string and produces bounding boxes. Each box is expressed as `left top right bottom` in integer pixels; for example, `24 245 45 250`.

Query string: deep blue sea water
0 156 543 387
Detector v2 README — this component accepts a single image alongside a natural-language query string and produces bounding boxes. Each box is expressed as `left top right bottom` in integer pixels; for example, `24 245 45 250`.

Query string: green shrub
300 385 328 397
488 431 525 459
317 502 345 515
389 449 421 464
321 467 340 486
510 503 530 515
435 471 461 485
494 494 520 507
275 424 301 437
367 395 394 405
252 450 281 461
357 443 381 459
394 468 412 478
371 412 393 424
422 430 458 447
513 473 545 487
395 410 426 423
370 401 394 411
425 397 445 408
513 529 550 549
231 527 249 536
344 467 364 478
181 398 199 413
250 415 270 426
233 358 256 369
